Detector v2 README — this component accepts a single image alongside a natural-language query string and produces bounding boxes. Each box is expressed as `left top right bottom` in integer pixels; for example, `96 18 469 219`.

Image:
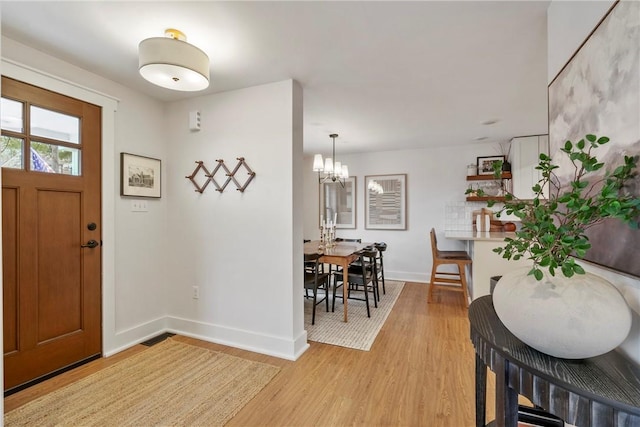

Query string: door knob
81 239 99 248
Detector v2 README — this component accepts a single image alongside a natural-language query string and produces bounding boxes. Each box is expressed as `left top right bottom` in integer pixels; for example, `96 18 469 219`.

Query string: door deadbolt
87 222 97 231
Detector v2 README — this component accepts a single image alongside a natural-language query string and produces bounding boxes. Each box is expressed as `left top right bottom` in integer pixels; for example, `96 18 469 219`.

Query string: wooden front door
1 76 102 392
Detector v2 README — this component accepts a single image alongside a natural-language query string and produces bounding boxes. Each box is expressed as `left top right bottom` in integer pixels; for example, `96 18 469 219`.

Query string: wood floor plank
5 282 495 425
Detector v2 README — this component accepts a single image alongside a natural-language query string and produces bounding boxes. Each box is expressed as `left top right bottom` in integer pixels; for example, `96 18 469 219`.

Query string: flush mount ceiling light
313 133 349 187
138 28 210 91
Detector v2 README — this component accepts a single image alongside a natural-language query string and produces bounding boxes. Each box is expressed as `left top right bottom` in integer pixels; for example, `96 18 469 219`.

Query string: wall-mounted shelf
465 196 506 202
466 172 512 181
466 172 512 202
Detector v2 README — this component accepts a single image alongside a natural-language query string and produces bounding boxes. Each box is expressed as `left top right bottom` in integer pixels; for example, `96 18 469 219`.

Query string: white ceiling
0 1 550 155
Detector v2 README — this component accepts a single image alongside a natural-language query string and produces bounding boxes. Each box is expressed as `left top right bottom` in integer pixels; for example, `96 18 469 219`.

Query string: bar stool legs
427 228 472 305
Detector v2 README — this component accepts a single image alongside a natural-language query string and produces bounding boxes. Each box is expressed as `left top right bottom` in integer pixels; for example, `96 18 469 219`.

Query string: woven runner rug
305 280 405 351
5 339 279 426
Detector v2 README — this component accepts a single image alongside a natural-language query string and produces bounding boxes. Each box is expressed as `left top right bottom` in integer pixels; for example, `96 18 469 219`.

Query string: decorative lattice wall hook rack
185 158 256 194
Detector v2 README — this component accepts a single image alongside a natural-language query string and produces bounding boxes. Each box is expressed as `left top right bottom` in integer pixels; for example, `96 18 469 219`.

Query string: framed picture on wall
320 176 356 229
120 152 161 198
365 174 406 230
548 0 640 278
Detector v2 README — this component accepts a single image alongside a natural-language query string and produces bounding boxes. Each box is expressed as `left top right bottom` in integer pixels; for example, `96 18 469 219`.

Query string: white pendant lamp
139 28 210 91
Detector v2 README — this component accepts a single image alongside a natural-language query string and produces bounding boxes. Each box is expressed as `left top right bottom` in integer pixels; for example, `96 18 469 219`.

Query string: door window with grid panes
1 97 81 175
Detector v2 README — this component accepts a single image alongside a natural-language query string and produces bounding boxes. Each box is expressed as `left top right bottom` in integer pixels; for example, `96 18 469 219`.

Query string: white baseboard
166 316 309 361
386 270 429 283
103 315 310 361
104 316 168 357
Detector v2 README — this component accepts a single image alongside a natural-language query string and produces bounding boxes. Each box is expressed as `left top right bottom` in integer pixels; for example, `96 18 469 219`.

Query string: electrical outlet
192 286 200 299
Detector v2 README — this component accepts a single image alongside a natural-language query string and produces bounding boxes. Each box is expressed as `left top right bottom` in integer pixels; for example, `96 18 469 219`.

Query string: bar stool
427 228 472 305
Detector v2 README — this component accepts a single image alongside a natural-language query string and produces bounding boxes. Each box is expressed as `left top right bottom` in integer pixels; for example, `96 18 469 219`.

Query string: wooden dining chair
374 242 387 298
329 237 363 288
332 249 379 317
304 252 331 325
427 228 472 305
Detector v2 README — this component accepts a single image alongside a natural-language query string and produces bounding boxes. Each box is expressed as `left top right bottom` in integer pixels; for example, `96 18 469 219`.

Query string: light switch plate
131 200 148 212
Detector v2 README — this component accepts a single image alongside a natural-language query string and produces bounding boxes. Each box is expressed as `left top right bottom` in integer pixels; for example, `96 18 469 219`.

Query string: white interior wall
547 0 616 83
163 80 306 359
303 142 507 283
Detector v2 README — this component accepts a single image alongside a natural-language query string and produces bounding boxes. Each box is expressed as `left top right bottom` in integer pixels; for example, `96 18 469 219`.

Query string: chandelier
312 133 349 186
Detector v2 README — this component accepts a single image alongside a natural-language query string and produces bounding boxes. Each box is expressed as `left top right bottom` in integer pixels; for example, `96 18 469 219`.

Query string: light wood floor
5 282 497 426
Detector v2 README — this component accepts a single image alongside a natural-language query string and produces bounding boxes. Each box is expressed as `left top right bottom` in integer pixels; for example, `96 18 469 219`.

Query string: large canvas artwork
548 0 640 277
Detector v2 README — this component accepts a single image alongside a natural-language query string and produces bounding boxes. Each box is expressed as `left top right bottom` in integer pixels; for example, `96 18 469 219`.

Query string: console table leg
476 354 487 427
495 356 518 427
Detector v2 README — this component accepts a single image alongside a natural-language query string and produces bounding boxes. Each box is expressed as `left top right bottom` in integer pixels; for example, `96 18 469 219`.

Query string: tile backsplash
445 201 483 231
444 201 520 231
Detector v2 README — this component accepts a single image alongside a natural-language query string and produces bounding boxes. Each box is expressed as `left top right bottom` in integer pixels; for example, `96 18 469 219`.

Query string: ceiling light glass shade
312 154 324 172
341 165 349 178
324 158 333 174
139 32 209 91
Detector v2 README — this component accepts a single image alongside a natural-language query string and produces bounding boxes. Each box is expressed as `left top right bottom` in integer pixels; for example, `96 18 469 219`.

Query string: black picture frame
476 155 505 175
120 152 161 198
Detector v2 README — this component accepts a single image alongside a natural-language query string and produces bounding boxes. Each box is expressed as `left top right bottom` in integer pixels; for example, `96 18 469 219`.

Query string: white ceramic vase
492 267 632 359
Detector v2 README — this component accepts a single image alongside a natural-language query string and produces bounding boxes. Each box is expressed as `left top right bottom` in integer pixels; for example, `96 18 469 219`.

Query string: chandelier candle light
319 214 337 248
313 134 349 187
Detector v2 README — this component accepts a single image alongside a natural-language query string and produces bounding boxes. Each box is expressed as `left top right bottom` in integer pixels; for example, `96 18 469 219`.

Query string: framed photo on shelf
320 176 356 229
365 174 406 230
120 152 161 198
476 155 505 175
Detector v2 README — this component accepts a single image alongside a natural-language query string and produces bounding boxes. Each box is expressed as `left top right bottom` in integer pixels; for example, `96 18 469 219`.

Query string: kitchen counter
444 230 531 300
444 230 516 242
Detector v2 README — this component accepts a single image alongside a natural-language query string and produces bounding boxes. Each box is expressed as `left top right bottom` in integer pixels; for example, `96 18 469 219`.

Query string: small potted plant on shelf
485 134 640 359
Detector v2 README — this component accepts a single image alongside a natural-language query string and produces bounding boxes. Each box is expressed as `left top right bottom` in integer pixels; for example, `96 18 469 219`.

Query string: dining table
303 240 370 322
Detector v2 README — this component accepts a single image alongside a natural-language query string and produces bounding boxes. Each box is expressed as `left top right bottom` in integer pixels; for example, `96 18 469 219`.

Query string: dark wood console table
469 295 640 427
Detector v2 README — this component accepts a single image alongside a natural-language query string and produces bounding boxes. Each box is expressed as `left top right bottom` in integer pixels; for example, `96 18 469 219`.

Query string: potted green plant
492 134 640 279
485 134 640 359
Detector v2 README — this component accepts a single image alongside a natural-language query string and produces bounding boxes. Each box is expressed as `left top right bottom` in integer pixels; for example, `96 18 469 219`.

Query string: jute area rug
304 280 405 351
5 339 280 426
